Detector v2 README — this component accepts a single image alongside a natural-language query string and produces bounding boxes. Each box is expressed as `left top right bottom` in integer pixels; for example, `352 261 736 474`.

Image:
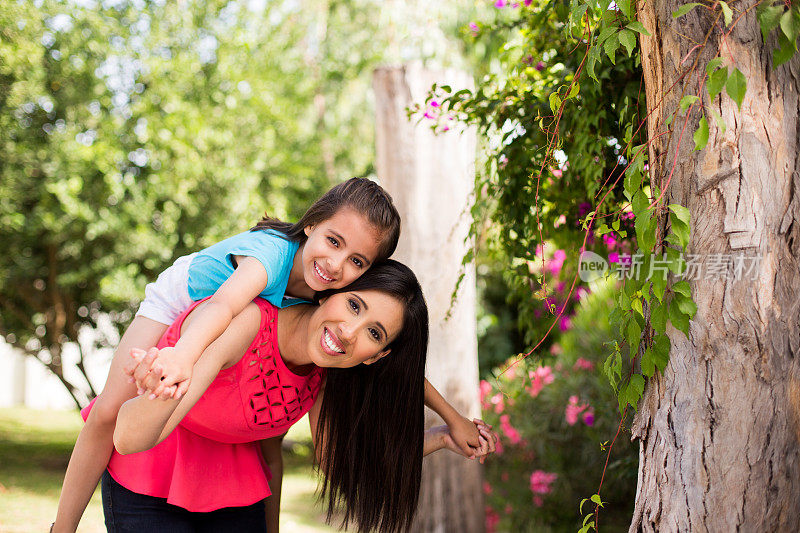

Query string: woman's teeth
324 329 344 354
315 262 333 282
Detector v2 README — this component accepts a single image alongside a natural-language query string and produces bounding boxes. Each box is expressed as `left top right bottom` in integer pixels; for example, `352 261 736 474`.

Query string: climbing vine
417 0 800 530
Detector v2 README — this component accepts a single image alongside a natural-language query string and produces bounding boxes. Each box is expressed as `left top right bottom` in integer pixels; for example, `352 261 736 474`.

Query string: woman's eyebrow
352 293 387 338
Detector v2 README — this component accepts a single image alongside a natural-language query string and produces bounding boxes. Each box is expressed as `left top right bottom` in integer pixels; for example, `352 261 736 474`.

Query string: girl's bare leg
52 316 167 533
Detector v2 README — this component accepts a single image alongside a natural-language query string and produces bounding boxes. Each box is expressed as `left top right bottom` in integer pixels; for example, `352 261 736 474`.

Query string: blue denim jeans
101 470 267 532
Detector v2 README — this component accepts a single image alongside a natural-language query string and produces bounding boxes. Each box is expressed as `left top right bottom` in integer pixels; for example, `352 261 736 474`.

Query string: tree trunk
631 1 800 531
373 64 484 533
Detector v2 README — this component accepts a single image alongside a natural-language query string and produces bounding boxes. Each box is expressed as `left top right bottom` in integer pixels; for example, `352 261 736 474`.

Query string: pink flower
490 392 505 414
533 495 544 507
486 507 500 533
565 395 584 425
524 0 533 6
423 111 436 120
494 0 506 7
527 366 554 397
582 408 595 426
535 61 545 71
558 315 571 332
469 22 479 34
552 168 563 178
573 357 594 371
483 481 492 494
529 470 558 496
479 380 492 408
499 414 522 445
556 281 565 292
546 249 566 275
602 233 617 249
574 286 588 301
608 252 620 263
622 211 635 220
429 100 439 107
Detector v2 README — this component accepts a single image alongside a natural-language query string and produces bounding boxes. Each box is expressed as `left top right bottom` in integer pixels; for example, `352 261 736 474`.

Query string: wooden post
373 63 484 533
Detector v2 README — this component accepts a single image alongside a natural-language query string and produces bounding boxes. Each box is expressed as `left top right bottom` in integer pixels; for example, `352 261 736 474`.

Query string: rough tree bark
630 1 800 531
373 64 484 533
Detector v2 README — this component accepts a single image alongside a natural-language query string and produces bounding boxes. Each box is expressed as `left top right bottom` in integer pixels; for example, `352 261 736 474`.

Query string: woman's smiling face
307 289 404 369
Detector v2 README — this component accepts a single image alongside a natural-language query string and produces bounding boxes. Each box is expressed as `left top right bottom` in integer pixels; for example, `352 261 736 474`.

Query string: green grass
0 408 339 532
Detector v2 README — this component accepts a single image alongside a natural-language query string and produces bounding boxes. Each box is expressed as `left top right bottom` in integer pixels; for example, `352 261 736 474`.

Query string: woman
103 260 494 532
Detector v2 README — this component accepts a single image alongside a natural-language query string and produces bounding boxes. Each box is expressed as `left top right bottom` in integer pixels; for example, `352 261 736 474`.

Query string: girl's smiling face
307 289 404 368
302 208 383 292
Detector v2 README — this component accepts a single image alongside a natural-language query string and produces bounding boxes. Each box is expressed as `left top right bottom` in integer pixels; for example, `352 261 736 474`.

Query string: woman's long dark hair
251 177 401 262
315 259 428 533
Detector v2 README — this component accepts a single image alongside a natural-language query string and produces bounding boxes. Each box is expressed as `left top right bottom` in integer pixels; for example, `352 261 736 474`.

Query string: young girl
53 178 482 532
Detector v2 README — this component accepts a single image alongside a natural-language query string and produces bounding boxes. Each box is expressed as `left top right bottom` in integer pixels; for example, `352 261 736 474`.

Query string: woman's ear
363 348 391 366
304 224 314 237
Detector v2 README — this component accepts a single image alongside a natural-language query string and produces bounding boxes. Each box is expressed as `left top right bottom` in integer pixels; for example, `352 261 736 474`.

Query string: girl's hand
124 348 178 401
446 414 482 457
140 346 193 400
471 419 498 464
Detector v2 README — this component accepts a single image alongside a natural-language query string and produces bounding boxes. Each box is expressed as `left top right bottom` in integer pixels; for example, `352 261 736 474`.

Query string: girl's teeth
315 263 333 281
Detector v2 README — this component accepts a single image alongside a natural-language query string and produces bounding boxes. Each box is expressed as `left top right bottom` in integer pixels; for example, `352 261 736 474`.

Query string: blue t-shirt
187 230 303 308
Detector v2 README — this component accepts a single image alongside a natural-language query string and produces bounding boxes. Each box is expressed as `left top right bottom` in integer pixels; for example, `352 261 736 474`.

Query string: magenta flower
423 111 436 120
494 0 506 7
535 61 546 71
429 100 439 107
529 470 558 496
582 408 595 426
546 249 566 275
527 365 555 397
500 414 522 445
479 379 492 403
608 251 620 263
558 315 571 332
573 357 594 371
565 395 587 425
524 0 533 5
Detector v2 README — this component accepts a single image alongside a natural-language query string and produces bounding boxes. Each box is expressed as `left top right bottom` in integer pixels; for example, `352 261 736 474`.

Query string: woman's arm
113 303 262 454
423 379 481 457
259 434 287 533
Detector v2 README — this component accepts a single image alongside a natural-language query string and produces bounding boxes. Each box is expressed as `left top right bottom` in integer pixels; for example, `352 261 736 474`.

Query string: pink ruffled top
82 297 324 512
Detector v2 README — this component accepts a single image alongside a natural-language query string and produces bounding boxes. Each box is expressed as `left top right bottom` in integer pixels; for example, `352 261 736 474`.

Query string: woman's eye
369 328 381 341
327 236 339 247
348 298 359 313
352 257 364 268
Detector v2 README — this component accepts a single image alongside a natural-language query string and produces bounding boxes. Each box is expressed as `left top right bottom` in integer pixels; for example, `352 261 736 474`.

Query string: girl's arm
147 257 269 397
423 379 482 457
259 435 287 533
114 303 261 454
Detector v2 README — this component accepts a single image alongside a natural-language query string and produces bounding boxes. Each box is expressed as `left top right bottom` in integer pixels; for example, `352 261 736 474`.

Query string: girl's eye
327 236 339 247
348 298 360 313
368 328 381 341
351 257 364 268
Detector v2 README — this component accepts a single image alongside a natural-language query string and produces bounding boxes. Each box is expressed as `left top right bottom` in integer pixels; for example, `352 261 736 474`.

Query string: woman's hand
123 348 179 400
424 421 498 461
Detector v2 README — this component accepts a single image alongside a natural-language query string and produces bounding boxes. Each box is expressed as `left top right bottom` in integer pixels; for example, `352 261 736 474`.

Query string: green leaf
705 57 723 75
651 299 667 331
590 494 603 506
675 293 698 318
627 317 642 354
604 32 619 64
719 1 733 27
679 94 699 112
672 279 691 297
709 108 726 136
636 214 656 254
725 68 746 110
580 498 589 514
652 334 671 372
627 21 650 36
673 3 703 18
758 5 785 42
587 45 600 82
549 92 562 113
669 215 691 250
707 65 728 102
641 347 655 377
781 8 800 42
617 0 632 19
596 26 619 45
693 114 709 150
774 31 798 68
619 29 637 56
568 82 580 99
626 374 646 410
668 300 690 335
632 190 650 217
632 297 644 317
668 203 691 227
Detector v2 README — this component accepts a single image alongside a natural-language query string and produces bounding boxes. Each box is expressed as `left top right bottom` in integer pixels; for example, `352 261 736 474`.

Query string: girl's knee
88 394 125 427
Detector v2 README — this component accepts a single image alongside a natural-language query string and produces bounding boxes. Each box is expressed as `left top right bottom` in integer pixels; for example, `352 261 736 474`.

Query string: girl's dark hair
251 177 401 262
315 259 428 533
